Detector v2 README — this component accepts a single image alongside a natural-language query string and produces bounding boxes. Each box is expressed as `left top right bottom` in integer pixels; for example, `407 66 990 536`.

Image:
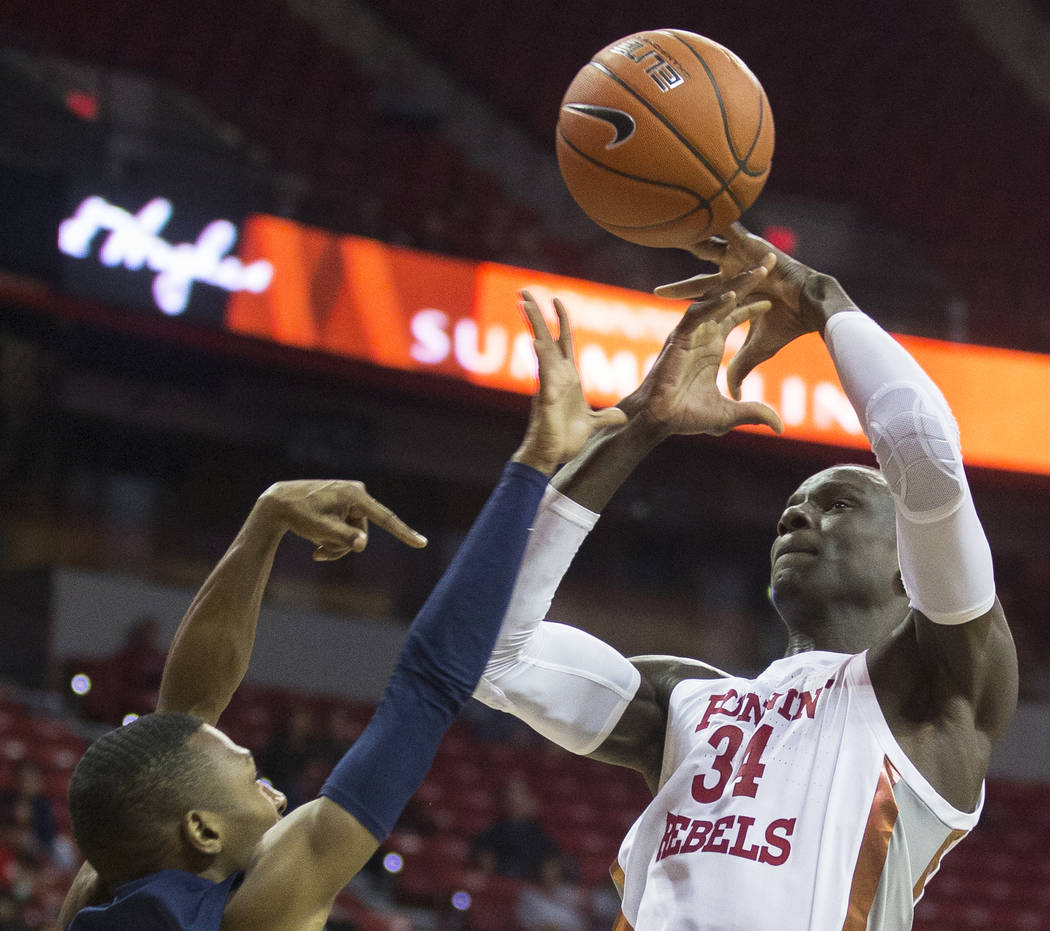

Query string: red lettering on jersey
735 691 764 725
759 817 796 866
795 687 824 719
657 812 692 861
696 689 740 731
777 688 799 720
731 724 773 798
691 724 744 803
695 680 833 731
703 815 735 854
680 818 712 854
727 815 761 860
654 812 797 867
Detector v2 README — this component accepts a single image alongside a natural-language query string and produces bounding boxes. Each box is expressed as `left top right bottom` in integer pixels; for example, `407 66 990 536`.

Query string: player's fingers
726 399 784 435
552 297 575 360
292 512 365 551
313 544 353 562
726 338 774 401
519 290 555 346
353 493 428 548
345 519 369 553
653 270 723 300
720 257 774 302
679 291 736 333
720 299 772 333
689 237 728 262
681 288 769 339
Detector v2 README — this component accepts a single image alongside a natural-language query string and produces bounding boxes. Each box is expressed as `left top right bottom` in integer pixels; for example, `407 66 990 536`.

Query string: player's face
191 724 287 865
769 466 900 609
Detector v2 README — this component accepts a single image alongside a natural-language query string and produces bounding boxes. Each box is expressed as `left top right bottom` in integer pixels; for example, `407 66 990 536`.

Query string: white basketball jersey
612 651 982 930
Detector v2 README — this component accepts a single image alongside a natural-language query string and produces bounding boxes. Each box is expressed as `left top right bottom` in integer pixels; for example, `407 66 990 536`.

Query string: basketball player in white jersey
473 226 1018 930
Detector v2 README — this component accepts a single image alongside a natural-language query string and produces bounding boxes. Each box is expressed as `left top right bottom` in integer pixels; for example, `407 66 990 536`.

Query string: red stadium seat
463 875 525 931
334 890 413 931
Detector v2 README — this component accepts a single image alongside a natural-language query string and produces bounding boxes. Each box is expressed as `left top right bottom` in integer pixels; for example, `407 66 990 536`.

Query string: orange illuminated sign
227 215 1050 476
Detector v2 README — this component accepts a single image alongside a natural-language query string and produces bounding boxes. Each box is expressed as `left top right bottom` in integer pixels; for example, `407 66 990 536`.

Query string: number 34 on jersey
656 678 836 868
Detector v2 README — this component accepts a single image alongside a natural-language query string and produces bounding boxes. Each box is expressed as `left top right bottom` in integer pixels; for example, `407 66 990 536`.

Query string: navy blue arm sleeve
320 461 547 840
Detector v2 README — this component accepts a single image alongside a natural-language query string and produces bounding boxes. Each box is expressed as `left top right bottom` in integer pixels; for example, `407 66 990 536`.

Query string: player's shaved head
69 712 231 884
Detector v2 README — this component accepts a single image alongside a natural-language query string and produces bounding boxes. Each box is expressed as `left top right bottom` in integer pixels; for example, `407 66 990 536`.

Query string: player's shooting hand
257 479 427 561
624 262 783 437
654 223 823 400
512 290 627 475
659 222 807 304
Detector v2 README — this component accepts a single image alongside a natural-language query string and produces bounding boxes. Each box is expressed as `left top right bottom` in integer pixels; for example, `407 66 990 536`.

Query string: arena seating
5 0 1047 349
0 685 85 925
4 668 1050 928
363 0 1050 351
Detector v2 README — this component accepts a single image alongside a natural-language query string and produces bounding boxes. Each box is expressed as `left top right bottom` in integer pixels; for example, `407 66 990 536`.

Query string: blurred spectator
298 705 368 804
0 765 55 859
471 777 560 881
64 615 168 723
260 705 319 810
588 880 623 931
0 825 41 929
517 853 588 931
113 615 166 695
313 706 363 766
0 830 17 891
0 891 25 931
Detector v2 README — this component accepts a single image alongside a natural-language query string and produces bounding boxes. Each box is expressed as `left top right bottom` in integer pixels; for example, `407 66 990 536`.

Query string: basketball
556 29 774 249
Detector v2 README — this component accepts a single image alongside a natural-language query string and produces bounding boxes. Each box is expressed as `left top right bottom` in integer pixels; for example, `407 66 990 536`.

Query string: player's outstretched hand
654 223 842 400
512 290 628 475
257 479 427 561
625 261 782 437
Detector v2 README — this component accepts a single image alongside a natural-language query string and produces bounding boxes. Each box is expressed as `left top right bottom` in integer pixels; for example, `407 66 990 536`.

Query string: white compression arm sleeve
823 311 995 624
473 485 641 754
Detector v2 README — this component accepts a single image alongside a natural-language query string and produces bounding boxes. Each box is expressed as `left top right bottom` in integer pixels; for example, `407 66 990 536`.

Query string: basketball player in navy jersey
56 293 652 930
472 227 1018 929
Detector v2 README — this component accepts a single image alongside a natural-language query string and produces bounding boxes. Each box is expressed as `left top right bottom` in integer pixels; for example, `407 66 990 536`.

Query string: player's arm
58 482 427 924
685 225 1018 802
475 269 777 791
220 294 626 929
156 480 426 725
220 452 550 926
589 656 729 792
816 297 1017 804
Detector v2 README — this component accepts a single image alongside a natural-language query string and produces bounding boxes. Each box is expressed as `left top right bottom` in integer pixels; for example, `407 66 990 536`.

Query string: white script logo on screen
58 196 274 315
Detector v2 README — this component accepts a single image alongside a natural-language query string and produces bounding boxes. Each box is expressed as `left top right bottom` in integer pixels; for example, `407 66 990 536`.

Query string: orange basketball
556 29 774 248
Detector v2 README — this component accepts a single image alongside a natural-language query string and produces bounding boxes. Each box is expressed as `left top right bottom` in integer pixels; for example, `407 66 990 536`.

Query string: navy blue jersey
68 869 241 930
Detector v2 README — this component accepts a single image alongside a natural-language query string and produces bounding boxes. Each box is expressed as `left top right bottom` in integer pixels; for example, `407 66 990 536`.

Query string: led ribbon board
225 214 1050 476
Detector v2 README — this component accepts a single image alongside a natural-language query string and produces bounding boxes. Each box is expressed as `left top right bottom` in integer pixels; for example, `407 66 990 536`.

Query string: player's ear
182 810 224 855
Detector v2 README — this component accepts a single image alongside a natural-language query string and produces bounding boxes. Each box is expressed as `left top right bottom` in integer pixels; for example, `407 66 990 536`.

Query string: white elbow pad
865 381 964 523
825 312 996 625
475 622 640 755
473 484 639 753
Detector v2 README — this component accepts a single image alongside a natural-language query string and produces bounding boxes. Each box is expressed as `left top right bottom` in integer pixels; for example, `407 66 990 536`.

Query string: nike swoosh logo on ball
563 104 636 148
